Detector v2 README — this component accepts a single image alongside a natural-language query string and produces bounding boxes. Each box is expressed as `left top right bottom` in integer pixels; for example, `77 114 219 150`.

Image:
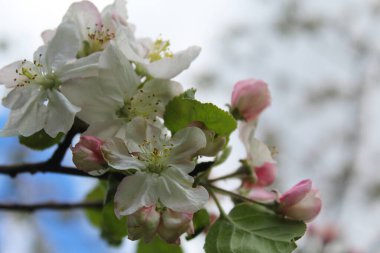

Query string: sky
1 0 380 253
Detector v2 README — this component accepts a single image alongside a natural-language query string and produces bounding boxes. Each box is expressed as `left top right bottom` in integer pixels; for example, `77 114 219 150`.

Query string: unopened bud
157 209 193 244
127 205 160 243
72 136 107 175
231 79 271 122
279 179 322 222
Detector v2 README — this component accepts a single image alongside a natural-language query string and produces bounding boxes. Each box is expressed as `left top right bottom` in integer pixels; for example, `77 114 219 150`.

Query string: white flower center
133 138 174 175
148 38 173 62
77 24 115 58
14 57 60 90
116 89 163 122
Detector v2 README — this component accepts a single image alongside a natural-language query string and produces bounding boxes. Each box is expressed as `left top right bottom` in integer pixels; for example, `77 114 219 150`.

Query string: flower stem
207 187 229 219
208 184 276 209
208 171 246 183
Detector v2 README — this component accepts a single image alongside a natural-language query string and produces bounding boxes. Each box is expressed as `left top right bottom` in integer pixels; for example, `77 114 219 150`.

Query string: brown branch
0 162 108 179
0 201 103 212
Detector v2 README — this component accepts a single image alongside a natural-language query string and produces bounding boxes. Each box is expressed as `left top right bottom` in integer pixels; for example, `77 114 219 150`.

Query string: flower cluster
0 0 322 247
232 79 321 222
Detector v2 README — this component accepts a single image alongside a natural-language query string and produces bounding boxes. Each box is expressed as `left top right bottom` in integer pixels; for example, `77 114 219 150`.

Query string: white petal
101 137 145 170
58 52 101 82
247 137 275 167
158 168 208 213
145 46 201 79
99 43 140 98
143 79 183 105
101 0 128 31
115 27 146 63
124 117 167 152
169 127 206 173
0 61 32 88
114 172 159 217
84 120 127 139
239 120 257 151
41 29 56 44
0 85 46 137
62 0 102 41
60 76 122 125
44 89 80 137
45 22 80 71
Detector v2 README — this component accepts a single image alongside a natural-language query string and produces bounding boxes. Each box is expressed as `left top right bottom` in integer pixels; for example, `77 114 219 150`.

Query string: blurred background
1 0 380 252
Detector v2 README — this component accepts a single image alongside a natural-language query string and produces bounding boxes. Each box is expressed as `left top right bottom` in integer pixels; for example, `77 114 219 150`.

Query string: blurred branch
0 162 107 179
0 118 109 179
0 201 103 212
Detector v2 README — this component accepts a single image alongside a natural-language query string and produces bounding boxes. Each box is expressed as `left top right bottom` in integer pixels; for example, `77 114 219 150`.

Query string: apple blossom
231 78 271 121
127 205 161 243
0 22 100 137
279 179 322 222
100 118 209 216
247 187 277 203
157 209 194 244
127 205 194 244
244 162 277 188
115 27 201 79
42 0 130 58
61 43 183 139
71 136 108 176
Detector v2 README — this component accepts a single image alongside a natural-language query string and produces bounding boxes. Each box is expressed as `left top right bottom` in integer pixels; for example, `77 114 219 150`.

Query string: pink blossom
231 79 271 121
127 205 161 243
71 136 107 175
157 209 194 244
279 179 322 222
248 187 277 203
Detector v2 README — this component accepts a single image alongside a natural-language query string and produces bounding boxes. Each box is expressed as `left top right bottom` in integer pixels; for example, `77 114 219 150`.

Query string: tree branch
0 201 103 212
0 162 108 179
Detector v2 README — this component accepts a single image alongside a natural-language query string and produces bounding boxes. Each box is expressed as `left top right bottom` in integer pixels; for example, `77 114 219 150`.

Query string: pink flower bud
71 136 107 175
243 162 277 189
157 209 194 244
127 205 161 243
279 179 322 222
247 187 277 203
255 162 276 186
231 79 271 121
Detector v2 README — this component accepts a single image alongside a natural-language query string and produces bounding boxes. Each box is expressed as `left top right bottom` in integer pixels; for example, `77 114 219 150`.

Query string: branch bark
0 201 103 212
0 162 108 179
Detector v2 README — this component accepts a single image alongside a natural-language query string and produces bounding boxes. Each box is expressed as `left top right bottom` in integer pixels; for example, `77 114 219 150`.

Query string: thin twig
0 201 103 212
207 187 229 219
0 163 108 179
208 171 246 183
209 184 275 209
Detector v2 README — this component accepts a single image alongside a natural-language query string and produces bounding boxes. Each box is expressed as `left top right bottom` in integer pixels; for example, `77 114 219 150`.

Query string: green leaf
84 182 106 228
137 237 183 253
213 146 232 166
178 88 196 99
186 209 210 240
84 175 128 246
204 203 306 253
19 130 64 150
100 202 128 246
100 174 128 246
164 97 237 136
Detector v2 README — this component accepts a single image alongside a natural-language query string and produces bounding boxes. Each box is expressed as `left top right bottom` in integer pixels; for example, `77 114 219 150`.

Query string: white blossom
61 43 183 139
101 117 209 216
0 22 99 137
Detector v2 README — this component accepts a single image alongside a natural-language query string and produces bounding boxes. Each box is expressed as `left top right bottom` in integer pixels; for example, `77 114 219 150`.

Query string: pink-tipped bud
279 179 322 222
231 79 271 121
247 187 277 203
127 205 161 243
157 209 194 244
72 136 107 175
249 162 277 187
255 162 276 186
